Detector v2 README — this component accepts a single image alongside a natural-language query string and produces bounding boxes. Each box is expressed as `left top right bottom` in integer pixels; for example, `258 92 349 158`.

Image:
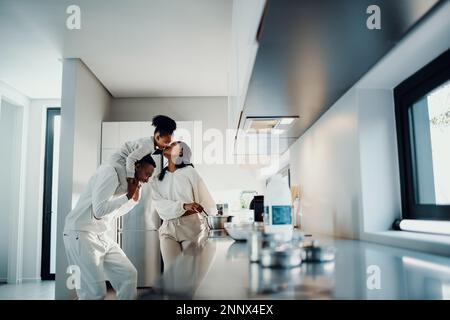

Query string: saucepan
203 210 233 230
259 245 303 268
301 240 336 263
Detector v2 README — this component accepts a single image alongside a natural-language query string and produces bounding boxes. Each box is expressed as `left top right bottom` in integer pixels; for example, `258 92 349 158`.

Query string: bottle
263 174 293 241
298 197 303 230
292 196 299 227
292 195 304 230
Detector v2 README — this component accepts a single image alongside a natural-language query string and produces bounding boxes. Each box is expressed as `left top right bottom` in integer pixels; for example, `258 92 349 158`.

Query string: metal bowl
259 246 303 268
206 215 233 230
302 241 336 262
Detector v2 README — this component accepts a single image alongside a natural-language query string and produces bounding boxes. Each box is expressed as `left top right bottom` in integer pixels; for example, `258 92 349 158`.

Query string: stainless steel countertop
140 236 450 300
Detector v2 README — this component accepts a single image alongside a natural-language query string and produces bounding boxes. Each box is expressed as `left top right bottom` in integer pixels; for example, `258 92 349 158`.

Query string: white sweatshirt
64 164 138 234
151 166 216 220
109 137 156 178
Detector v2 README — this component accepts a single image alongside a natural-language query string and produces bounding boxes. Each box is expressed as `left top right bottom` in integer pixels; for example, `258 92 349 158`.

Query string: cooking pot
301 240 336 262
259 245 303 268
206 215 233 230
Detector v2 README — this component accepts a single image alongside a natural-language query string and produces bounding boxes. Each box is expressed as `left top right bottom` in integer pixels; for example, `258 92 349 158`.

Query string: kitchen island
140 235 450 300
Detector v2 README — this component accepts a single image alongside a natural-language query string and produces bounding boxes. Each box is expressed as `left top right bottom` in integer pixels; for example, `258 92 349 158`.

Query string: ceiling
0 0 232 99
241 0 443 151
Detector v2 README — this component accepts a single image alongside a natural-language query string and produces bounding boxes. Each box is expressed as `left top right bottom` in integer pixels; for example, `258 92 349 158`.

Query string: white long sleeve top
109 137 156 178
64 164 138 234
151 166 216 220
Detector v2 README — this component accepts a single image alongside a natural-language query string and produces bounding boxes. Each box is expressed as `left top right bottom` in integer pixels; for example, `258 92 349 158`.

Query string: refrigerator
118 152 163 288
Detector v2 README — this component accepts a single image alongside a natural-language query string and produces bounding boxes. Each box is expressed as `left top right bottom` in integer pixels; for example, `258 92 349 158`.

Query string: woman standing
151 141 216 271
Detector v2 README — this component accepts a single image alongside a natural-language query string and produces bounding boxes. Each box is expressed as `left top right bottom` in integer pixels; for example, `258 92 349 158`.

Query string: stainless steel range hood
236 0 442 154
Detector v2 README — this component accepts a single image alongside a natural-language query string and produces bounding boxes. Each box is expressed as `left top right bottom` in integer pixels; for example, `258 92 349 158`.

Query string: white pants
159 214 208 272
63 231 137 300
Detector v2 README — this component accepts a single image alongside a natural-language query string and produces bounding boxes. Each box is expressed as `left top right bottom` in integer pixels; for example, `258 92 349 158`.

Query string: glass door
41 108 61 280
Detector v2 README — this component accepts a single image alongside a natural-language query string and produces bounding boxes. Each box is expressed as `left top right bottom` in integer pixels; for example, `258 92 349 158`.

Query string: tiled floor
0 281 146 300
0 281 55 300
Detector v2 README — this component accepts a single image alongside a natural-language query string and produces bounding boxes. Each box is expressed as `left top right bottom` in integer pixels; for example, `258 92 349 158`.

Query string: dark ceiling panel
242 0 443 145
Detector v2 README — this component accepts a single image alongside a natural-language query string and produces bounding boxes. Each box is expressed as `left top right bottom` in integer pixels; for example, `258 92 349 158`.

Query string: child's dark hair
136 154 157 167
152 115 176 137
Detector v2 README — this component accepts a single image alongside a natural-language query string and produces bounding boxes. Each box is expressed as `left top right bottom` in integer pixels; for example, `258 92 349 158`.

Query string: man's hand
127 178 139 200
132 184 141 202
183 202 204 213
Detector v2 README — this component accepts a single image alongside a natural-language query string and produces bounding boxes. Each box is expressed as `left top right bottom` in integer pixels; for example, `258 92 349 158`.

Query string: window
395 49 450 221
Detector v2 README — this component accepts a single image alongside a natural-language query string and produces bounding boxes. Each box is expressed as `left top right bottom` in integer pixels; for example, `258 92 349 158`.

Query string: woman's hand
183 202 204 213
182 210 197 217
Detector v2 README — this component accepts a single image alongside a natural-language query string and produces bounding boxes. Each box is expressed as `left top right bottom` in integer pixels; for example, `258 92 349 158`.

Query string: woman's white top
151 166 216 220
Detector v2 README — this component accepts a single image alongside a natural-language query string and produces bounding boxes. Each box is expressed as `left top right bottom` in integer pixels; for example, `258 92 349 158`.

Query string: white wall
357 90 402 234
0 82 30 284
289 89 361 239
55 59 111 299
288 2 450 246
195 164 264 211
21 99 60 281
0 101 21 282
0 81 30 107
1 83 62 283
288 87 431 240
110 97 228 131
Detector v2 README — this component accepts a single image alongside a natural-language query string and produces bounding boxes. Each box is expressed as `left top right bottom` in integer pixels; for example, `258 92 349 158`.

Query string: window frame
394 48 450 221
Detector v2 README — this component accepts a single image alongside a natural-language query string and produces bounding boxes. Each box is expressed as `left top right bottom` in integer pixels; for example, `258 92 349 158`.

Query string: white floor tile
0 281 55 300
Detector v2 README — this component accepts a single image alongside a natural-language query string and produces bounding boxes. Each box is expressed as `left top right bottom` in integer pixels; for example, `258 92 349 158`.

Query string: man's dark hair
137 154 156 167
152 115 176 136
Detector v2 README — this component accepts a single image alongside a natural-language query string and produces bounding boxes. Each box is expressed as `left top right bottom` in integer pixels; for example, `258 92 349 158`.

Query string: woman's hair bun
152 115 176 136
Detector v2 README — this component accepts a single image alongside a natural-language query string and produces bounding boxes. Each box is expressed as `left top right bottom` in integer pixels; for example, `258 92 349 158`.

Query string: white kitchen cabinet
174 120 194 146
118 122 144 145
228 0 266 130
100 148 116 165
140 122 153 139
101 122 120 149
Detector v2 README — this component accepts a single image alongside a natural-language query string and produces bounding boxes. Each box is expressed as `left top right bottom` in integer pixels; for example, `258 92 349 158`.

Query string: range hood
243 116 299 135
236 0 441 154
233 116 299 158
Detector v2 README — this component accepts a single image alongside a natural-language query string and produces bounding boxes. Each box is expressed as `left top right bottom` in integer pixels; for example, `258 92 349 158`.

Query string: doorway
0 101 23 284
41 108 61 280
